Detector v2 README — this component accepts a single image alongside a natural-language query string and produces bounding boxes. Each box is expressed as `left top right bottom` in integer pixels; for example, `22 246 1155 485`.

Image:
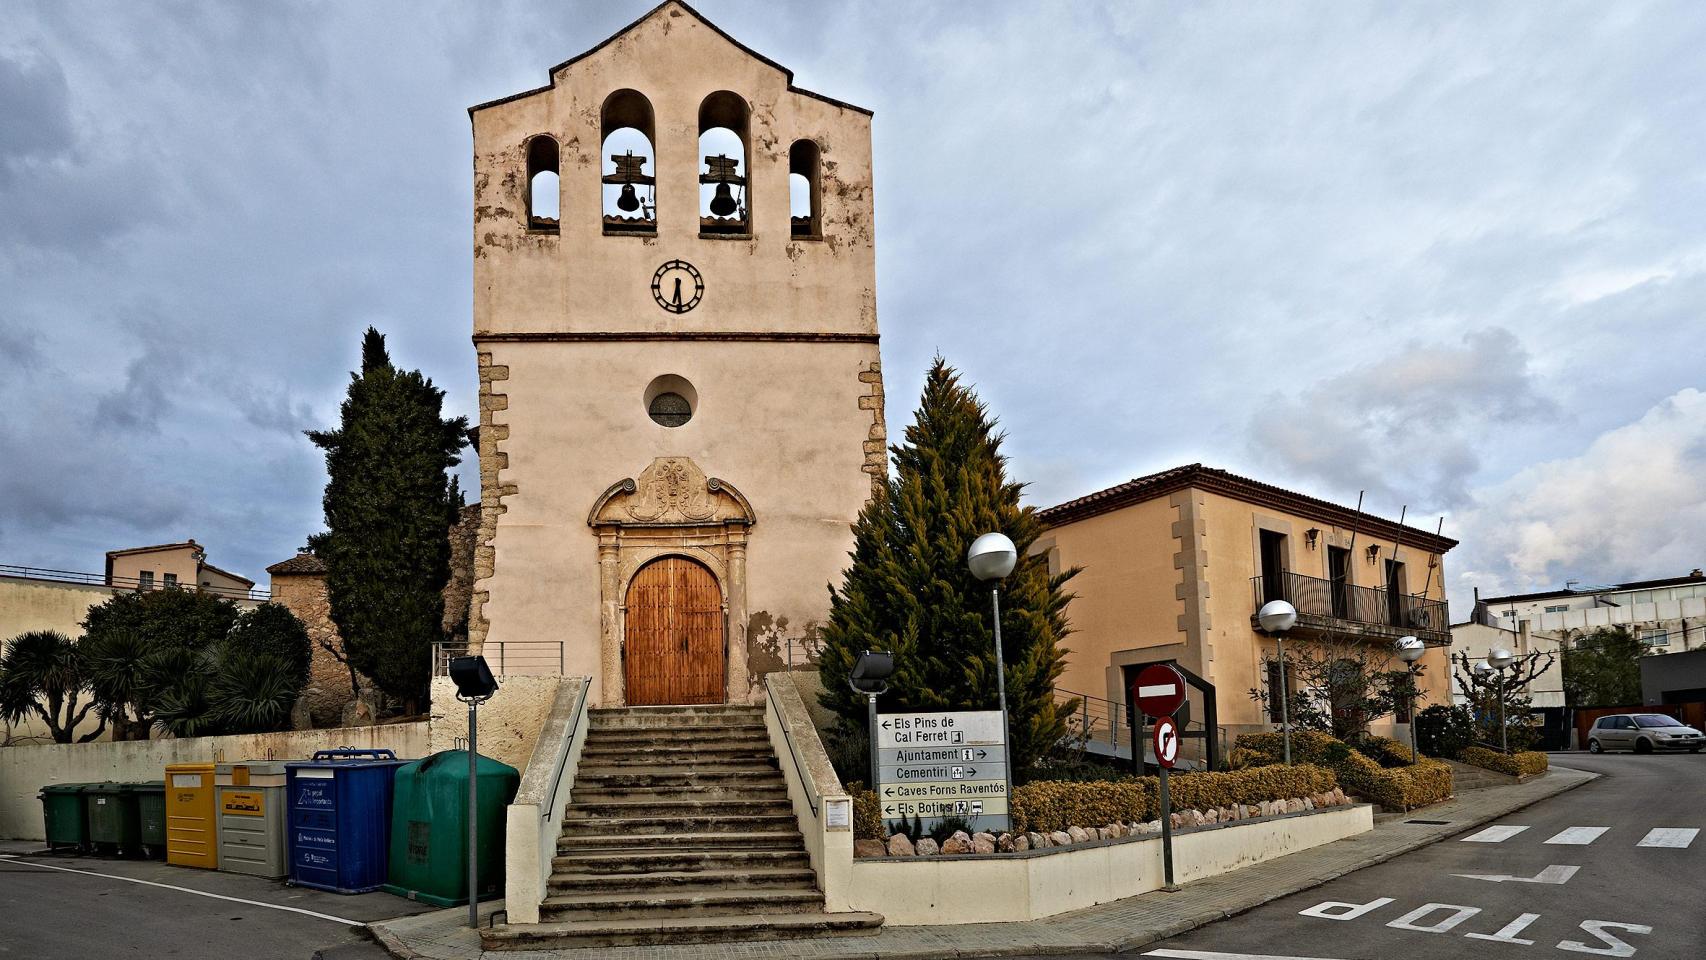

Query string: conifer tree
308 328 467 712
818 358 1076 775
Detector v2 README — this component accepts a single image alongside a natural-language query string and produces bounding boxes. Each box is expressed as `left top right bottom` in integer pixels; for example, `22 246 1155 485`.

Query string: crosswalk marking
1462 825 1529 843
1637 828 1699 849
1545 826 1609 845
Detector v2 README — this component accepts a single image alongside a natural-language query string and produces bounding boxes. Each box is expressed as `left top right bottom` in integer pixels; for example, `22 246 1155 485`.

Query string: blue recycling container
286 748 410 894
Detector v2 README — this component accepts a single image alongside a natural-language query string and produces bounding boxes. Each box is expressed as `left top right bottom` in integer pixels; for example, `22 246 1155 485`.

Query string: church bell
700 154 745 220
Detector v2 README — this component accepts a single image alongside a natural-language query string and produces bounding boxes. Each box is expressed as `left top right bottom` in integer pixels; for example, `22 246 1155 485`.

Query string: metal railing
0 563 270 602
1054 688 1225 768
1251 571 1449 638
433 640 566 677
767 679 819 814
541 679 592 821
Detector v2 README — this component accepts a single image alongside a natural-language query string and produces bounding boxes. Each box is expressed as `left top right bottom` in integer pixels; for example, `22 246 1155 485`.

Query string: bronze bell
709 182 737 217
617 183 640 212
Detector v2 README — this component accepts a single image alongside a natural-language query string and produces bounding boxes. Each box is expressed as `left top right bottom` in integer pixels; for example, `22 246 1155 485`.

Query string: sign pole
1158 751 1176 892
467 699 479 929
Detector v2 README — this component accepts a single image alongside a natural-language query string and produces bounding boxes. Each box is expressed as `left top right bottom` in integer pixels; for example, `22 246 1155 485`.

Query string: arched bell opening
601 89 656 235
698 91 750 237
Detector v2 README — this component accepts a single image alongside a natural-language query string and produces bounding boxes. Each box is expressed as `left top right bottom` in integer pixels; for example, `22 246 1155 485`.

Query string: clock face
652 259 704 314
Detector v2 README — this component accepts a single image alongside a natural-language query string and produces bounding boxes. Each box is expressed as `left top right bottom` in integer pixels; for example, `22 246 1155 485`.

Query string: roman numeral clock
652 259 703 314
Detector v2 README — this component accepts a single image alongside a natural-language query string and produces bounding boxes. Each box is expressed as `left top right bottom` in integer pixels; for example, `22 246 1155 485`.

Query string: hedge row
1139 764 1337 818
1357 735 1416 768
1010 779 1149 833
1232 731 1454 811
853 789 883 840
1461 746 1550 778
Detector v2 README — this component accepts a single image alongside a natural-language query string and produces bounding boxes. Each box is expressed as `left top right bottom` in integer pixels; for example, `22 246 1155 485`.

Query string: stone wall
427 675 565 772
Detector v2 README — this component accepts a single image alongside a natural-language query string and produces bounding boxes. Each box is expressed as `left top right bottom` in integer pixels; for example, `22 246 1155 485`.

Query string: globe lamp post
1488 647 1517 753
1395 636 1425 762
968 532 1018 816
1257 599 1299 764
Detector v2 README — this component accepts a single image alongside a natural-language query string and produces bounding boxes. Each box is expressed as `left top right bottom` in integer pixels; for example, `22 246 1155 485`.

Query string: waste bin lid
84 781 136 795
39 782 100 796
288 748 406 767
215 760 292 776
165 762 216 774
129 780 165 794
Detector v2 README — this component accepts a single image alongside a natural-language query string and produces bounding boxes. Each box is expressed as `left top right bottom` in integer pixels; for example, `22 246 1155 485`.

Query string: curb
367 922 424 960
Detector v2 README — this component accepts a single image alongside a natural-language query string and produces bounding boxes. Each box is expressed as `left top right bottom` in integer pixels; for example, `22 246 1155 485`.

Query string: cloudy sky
3 1 1703 614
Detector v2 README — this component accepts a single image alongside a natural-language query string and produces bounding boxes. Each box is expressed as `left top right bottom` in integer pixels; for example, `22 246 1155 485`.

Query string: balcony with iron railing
1250 570 1449 644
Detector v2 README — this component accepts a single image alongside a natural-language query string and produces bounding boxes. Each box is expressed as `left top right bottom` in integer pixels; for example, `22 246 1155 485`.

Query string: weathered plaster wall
267 571 356 727
428 675 564 771
0 576 116 744
0 721 428 840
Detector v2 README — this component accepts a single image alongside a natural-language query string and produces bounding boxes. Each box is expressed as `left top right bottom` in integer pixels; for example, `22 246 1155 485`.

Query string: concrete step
574 768 783 789
579 743 774 762
548 866 819 894
570 784 788 803
586 724 769 740
539 887 825 920
565 798 793 819
481 911 885 950
560 812 800 835
574 759 780 777
587 706 765 731
556 829 803 851
552 849 811 874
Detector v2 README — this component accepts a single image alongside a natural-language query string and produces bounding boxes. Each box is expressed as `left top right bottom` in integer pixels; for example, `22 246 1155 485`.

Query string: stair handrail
542 676 593 820
767 678 819 815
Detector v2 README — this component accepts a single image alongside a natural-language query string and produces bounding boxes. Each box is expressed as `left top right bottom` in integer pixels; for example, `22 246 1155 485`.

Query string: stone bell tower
466 1 883 707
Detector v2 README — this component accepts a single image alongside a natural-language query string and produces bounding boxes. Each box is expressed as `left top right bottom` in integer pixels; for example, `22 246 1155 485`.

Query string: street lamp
1395 636 1425 763
968 532 1018 818
849 650 895 791
1488 647 1516 754
447 655 498 929
1257 599 1298 764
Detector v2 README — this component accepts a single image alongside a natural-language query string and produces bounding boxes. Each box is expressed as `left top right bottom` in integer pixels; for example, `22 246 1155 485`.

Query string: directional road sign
875 710 1005 748
1153 715 1180 769
876 710 1008 830
1133 663 1187 718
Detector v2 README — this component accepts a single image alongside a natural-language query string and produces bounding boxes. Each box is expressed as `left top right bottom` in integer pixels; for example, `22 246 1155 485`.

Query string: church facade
466 2 884 707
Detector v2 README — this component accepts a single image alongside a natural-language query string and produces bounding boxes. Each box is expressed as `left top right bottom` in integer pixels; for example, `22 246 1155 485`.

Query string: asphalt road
0 844 433 959
1138 752 1705 960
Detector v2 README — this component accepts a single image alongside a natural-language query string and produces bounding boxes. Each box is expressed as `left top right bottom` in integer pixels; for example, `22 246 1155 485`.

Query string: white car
1588 714 1705 754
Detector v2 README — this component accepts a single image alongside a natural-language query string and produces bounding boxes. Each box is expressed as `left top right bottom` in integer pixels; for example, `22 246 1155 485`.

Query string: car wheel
1635 738 1653 754
1691 746 1701 754
1588 738 1602 754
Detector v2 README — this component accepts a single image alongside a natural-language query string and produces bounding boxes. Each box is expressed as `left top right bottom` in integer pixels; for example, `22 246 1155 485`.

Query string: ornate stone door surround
588 457 755 706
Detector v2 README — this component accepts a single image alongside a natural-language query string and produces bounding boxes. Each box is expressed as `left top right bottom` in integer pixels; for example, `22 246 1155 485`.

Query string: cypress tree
818 358 1076 775
308 328 467 712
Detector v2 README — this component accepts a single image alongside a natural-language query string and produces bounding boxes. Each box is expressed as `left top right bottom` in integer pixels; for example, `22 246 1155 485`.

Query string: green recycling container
39 783 97 852
381 750 519 907
134 781 166 858
86 782 144 857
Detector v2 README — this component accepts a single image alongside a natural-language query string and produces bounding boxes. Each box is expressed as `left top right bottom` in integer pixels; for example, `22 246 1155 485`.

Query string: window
788 139 821 238
1259 529 1287 605
601 89 656 234
643 374 696 428
162 573 178 587
1543 604 1568 613
138 570 154 589
1641 630 1670 647
525 135 559 232
698 91 750 236
1385 559 1407 626
1327 546 1351 619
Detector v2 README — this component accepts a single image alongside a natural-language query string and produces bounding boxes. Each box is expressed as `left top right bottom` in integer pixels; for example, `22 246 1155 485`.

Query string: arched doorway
624 556 725 705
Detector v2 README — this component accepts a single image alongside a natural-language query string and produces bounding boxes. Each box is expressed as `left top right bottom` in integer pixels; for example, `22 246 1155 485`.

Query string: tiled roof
198 561 255 588
265 552 327 576
1037 463 1459 554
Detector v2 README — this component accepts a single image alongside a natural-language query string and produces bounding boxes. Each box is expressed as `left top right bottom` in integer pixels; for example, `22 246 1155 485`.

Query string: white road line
1145 951 1360 960
1545 826 1609 845
1461 825 1528 843
1638 828 1699 849
6 857 362 926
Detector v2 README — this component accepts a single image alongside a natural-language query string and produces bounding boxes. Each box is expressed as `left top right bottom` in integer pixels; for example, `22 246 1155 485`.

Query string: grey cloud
0 49 73 169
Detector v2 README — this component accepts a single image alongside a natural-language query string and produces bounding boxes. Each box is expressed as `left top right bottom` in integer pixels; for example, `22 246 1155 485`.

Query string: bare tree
1450 649 1554 751
1249 633 1419 742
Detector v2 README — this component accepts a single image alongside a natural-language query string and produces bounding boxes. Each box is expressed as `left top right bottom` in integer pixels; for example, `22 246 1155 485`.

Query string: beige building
1036 465 1457 759
105 540 257 600
1476 572 1706 652
466 1 882 707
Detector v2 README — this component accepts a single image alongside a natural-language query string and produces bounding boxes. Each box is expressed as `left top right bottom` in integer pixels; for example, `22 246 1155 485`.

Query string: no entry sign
1153 716 1180 769
1132 663 1187 718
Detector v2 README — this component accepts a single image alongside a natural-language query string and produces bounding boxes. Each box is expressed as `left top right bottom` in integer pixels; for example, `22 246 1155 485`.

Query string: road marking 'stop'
1544 826 1609 845
1638 828 1699 848
1461 825 1529 843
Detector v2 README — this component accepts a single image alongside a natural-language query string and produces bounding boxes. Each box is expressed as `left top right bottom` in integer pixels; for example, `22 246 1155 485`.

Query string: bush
1140 764 1338 819
1233 731 1454 811
1415 704 1477 759
851 787 882 840
1461 746 1549 778
1010 779 1149 833
1357 734 1416 768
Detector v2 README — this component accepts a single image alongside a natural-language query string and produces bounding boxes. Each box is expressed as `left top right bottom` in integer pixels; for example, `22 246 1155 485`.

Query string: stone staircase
1444 758 1521 791
482 703 883 950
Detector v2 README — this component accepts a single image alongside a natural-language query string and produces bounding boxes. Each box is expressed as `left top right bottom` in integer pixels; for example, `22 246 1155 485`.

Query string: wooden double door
624 556 726 705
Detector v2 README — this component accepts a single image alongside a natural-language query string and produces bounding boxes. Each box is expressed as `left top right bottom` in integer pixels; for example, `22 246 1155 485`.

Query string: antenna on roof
1344 491 1365 562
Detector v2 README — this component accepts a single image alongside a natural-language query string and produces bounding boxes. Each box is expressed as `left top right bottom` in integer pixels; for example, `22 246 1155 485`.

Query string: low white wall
849 803 1373 924
765 674 854 911
0 721 429 840
503 677 587 925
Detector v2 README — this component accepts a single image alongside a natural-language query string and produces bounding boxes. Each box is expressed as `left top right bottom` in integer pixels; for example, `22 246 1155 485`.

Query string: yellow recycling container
165 763 218 869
